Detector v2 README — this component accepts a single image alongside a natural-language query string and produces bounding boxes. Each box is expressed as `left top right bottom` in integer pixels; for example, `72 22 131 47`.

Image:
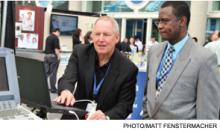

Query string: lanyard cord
93 64 111 97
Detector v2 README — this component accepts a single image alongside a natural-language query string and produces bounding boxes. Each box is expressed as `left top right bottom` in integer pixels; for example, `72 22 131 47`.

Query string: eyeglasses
93 32 114 39
154 17 180 27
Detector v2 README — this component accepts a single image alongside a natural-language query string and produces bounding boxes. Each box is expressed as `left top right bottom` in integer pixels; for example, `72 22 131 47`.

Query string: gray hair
93 16 119 33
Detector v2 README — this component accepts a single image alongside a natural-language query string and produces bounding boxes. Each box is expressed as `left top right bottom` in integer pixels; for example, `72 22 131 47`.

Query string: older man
55 16 138 120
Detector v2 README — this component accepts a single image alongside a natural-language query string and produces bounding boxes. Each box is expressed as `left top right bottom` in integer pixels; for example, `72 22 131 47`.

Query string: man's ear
116 33 120 43
179 16 187 27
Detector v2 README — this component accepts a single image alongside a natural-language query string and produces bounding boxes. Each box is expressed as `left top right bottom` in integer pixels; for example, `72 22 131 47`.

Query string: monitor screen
50 14 78 36
0 57 9 91
0 48 20 104
15 53 51 108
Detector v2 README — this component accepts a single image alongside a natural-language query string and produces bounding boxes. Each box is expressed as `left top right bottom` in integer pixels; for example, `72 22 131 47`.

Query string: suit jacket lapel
85 47 95 98
98 50 120 106
147 43 166 115
152 38 193 116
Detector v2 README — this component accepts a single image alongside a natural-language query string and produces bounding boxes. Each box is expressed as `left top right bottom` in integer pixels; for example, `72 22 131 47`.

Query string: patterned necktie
157 46 175 95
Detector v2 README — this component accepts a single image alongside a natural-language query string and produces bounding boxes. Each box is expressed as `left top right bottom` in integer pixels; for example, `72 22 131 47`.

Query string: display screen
50 14 78 36
0 57 9 91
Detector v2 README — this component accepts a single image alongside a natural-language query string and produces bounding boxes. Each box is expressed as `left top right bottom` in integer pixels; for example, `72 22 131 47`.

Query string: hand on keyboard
54 90 75 106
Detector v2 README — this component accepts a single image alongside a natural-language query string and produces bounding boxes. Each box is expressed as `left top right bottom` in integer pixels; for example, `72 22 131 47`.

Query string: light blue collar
167 34 189 60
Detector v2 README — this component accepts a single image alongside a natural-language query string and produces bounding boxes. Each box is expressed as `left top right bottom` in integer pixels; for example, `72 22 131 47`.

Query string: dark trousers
44 54 59 91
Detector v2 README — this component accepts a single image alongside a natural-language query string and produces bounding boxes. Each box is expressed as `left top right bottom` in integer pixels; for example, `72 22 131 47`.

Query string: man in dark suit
143 1 220 119
55 16 138 120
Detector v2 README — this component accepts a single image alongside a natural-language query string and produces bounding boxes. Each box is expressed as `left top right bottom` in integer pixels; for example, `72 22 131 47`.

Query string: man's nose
157 23 163 30
97 34 104 40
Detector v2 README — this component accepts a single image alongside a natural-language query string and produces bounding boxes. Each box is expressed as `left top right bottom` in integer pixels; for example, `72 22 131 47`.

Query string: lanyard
93 64 111 97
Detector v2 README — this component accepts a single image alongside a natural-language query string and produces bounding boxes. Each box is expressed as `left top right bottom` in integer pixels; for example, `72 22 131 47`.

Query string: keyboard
0 106 40 120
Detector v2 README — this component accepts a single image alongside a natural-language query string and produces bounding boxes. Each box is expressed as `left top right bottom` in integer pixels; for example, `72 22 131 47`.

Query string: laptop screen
0 57 9 91
16 53 51 108
0 48 20 105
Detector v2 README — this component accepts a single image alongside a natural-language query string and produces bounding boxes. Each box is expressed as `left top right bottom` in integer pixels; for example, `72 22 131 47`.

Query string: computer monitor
15 51 88 117
50 14 78 36
0 48 20 104
0 57 9 91
15 52 51 109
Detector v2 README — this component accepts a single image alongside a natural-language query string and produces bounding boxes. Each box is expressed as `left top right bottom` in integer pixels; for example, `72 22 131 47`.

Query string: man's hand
87 110 108 120
55 48 61 60
57 54 61 60
54 90 75 106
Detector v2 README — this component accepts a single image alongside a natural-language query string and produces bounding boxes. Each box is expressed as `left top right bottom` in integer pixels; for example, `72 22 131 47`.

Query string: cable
75 99 97 113
68 82 97 120
68 110 79 120
68 99 97 120
72 82 78 95
72 83 95 104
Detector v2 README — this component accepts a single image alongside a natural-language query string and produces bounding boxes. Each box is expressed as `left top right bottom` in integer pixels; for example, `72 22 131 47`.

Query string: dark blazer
117 42 131 52
58 44 138 119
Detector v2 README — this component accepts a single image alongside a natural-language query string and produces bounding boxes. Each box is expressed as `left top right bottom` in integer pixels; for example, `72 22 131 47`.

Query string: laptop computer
15 51 87 118
0 48 40 120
